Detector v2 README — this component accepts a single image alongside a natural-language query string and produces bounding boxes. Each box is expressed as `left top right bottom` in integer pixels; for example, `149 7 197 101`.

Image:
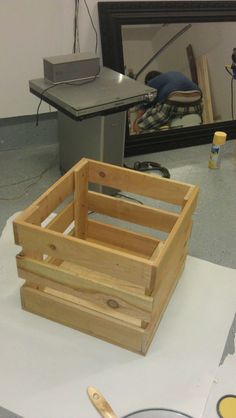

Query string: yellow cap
217 395 236 418
213 131 227 145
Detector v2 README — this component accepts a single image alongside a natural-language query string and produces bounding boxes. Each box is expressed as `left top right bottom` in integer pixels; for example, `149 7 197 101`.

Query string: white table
1 214 236 418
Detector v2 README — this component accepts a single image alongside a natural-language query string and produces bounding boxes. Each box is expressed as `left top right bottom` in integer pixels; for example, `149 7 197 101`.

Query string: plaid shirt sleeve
137 103 173 130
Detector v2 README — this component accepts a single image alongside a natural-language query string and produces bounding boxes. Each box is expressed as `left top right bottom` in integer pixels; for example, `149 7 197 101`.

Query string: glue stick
208 131 227 169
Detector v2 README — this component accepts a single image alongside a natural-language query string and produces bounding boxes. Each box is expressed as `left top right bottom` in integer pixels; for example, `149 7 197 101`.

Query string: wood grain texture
74 159 89 238
14 222 154 288
141 252 187 354
88 191 178 232
21 285 146 354
16 254 153 313
18 268 151 327
14 158 199 355
13 159 90 226
88 159 191 205
87 387 117 418
46 201 74 232
87 219 159 258
196 55 214 124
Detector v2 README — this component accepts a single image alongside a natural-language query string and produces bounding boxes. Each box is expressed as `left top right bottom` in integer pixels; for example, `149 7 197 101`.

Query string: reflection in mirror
122 22 235 137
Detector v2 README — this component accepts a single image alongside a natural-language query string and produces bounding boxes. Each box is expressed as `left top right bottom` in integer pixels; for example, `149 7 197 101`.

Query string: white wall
150 24 191 77
122 27 156 82
0 0 99 118
0 0 106 118
0 1 71 117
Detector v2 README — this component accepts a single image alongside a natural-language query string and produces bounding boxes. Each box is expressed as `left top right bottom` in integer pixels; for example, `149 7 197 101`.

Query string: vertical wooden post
196 55 214 124
74 160 89 239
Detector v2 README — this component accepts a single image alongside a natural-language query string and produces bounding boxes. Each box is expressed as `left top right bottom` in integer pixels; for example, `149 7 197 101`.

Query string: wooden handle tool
87 386 118 418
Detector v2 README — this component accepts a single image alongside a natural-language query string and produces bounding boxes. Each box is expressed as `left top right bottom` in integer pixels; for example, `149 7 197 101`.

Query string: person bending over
134 71 202 133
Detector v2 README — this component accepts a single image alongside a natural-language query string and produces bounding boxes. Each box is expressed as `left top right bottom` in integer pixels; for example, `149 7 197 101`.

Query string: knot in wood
49 244 56 250
99 171 106 178
107 299 119 309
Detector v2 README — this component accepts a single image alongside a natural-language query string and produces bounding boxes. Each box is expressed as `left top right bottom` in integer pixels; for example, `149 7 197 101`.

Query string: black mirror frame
98 1 236 156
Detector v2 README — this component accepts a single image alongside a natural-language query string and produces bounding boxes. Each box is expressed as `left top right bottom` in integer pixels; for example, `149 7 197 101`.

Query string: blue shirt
148 71 200 103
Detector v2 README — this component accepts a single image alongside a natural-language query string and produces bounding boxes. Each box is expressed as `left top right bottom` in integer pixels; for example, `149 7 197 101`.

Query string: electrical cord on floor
0 160 57 201
0 158 168 201
124 161 170 178
115 193 143 205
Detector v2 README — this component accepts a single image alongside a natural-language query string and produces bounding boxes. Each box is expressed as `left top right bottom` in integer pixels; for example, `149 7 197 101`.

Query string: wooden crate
13 158 199 355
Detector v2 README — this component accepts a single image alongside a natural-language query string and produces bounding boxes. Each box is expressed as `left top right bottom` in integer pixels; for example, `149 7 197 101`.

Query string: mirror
98 1 236 156
122 22 235 136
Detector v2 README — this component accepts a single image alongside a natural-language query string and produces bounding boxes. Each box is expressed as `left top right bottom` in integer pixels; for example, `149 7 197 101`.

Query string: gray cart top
29 67 156 120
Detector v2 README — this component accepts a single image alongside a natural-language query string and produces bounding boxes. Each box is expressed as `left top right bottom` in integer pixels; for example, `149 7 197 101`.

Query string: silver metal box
43 52 100 83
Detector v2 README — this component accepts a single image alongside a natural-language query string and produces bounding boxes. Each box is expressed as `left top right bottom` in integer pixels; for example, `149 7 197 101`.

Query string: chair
167 90 203 128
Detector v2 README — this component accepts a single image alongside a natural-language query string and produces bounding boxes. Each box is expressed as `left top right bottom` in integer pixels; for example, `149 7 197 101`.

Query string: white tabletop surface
0 214 236 418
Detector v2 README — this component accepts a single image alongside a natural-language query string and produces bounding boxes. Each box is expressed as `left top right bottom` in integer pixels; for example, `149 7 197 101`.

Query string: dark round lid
123 408 194 418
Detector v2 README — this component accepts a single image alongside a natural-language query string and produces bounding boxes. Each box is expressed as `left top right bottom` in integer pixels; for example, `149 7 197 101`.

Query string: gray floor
0 121 236 269
126 139 236 269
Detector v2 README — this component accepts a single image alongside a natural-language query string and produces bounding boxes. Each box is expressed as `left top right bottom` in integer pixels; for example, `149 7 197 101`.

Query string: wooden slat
141 251 187 354
88 159 191 206
18 268 151 326
14 221 154 288
61 261 147 297
21 285 147 354
87 219 159 258
142 196 195 353
32 172 74 222
16 254 153 312
45 213 159 258
74 159 89 238
152 186 198 264
152 223 191 298
88 191 178 233
146 188 196 346
44 288 147 328
14 205 42 225
43 207 160 258
151 185 199 293
150 241 165 261
196 55 214 124
46 201 74 232
13 158 89 226
13 170 74 226
86 237 151 259
13 205 43 260
183 186 195 205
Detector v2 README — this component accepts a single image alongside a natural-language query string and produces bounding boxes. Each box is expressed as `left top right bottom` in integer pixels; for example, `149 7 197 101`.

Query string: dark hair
145 71 162 84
